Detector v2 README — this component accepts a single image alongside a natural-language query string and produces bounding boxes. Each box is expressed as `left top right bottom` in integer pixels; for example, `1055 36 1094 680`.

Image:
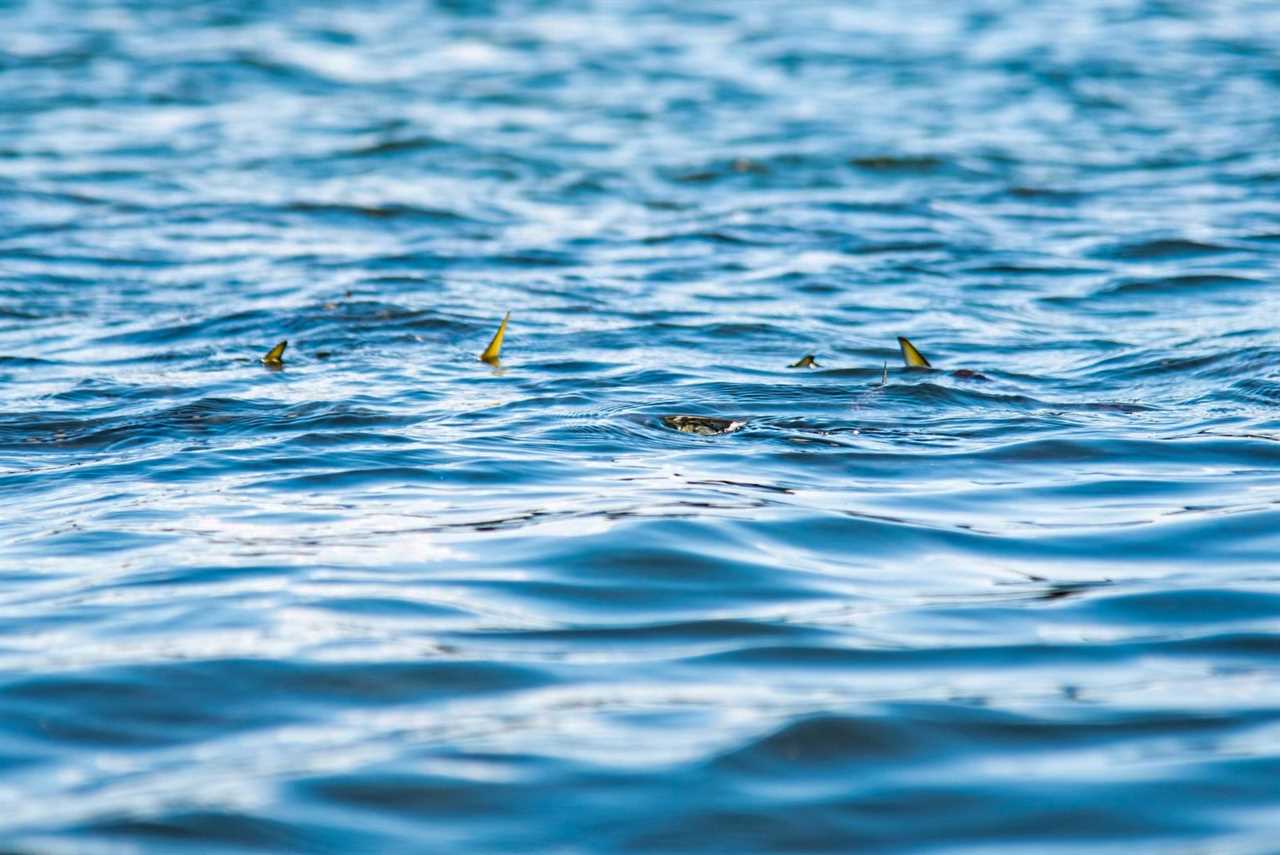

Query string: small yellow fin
262 340 287 366
898 336 931 368
480 312 509 364
788 354 820 369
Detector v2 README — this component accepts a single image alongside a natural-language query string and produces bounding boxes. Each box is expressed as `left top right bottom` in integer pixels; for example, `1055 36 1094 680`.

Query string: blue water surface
3 0 1280 851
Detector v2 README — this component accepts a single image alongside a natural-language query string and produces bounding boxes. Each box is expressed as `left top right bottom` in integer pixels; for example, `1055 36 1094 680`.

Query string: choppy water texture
4 1 1280 851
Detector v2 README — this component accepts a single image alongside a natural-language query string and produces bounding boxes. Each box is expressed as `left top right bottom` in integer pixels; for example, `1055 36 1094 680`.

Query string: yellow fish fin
788 354 820 369
262 340 287 366
897 336 931 368
480 312 509 364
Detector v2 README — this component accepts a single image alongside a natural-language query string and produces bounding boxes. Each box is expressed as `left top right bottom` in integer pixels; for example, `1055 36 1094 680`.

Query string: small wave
284 202 478 224
1096 238 1237 260
1096 273 1262 297
336 135 449 158
849 154 946 172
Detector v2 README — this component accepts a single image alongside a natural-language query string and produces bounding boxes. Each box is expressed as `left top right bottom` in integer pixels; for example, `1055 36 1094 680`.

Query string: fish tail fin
897 336 931 368
480 312 509 364
262 340 287 366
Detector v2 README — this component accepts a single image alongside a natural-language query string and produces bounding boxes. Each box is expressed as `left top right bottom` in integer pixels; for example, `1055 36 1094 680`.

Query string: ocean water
3 0 1280 851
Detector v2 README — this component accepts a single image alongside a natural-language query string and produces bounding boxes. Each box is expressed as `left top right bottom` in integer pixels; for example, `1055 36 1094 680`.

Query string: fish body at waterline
661 415 744 435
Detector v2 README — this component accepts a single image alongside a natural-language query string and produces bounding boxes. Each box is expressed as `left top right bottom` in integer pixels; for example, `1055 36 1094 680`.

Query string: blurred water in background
3 0 1280 851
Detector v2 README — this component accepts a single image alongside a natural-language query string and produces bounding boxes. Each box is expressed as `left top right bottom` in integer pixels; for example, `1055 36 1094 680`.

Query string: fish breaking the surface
661 415 745 435
261 340 287 368
480 312 510 364
898 336 930 368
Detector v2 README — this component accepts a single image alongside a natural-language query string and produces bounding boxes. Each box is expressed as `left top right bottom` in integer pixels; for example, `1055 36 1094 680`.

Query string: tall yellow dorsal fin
789 354 820 369
262 340 287 366
480 312 509 364
897 336 931 368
